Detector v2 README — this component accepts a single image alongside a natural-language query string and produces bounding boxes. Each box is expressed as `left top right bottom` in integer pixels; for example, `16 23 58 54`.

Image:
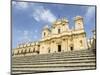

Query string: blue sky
12 1 96 48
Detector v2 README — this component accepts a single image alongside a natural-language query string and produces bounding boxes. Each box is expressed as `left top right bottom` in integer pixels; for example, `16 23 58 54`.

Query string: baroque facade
12 16 88 56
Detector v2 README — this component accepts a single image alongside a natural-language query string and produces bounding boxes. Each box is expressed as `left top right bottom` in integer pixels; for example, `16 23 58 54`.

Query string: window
48 48 50 53
70 44 74 51
58 29 60 33
63 24 65 26
38 45 40 47
44 32 46 36
80 40 83 46
78 22 81 25
52 41 54 43
48 49 50 53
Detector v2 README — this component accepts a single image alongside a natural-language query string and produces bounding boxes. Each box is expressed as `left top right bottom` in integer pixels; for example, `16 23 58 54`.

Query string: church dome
54 19 62 25
74 16 83 21
43 25 50 32
53 18 69 27
61 18 69 23
43 25 49 29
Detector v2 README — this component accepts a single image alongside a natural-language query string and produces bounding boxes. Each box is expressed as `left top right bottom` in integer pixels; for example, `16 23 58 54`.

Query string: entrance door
70 47 73 51
58 45 61 52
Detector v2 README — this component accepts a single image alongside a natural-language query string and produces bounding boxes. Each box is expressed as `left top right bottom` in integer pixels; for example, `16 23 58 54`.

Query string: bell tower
74 16 84 30
42 25 50 38
61 18 69 31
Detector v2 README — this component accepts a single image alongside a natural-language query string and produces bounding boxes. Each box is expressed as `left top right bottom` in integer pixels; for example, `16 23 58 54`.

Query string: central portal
58 45 61 52
70 47 73 51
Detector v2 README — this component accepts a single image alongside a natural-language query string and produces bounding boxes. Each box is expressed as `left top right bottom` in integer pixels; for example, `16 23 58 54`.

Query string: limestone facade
12 16 88 56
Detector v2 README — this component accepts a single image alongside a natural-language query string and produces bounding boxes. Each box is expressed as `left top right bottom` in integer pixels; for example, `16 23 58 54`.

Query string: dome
61 18 69 23
74 16 83 21
53 18 69 27
55 19 62 25
43 25 49 29
43 25 50 32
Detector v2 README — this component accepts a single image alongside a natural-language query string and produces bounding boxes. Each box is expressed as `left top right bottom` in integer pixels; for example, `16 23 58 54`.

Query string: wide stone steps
12 63 95 69
12 50 96 74
13 60 95 66
13 56 95 64
12 52 95 61
13 51 94 59
12 54 95 63
12 60 96 67
12 66 96 74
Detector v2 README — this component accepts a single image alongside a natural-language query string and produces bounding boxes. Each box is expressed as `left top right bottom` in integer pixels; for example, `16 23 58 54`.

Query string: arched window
80 40 83 46
48 48 50 53
58 29 60 33
52 41 54 43
48 50 50 53
70 44 74 51
38 45 40 47
44 32 46 36
63 39 65 41
78 22 81 25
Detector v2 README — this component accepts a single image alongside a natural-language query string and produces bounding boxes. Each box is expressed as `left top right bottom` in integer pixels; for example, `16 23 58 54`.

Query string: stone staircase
12 49 96 74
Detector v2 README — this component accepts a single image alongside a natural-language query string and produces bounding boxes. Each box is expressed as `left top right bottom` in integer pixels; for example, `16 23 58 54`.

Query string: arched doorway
70 46 73 51
58 45 61 52
70 44 74 51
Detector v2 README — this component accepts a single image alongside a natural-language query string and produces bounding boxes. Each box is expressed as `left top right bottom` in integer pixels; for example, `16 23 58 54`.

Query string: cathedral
12 16 88 56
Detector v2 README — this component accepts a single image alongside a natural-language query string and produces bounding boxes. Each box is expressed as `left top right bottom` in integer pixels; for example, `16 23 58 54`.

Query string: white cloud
12 1 29 10
18 30 33 43
21 30 38 43
23 30 32 41
12 1 56 23
85 7 95 22
32 6 57 23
